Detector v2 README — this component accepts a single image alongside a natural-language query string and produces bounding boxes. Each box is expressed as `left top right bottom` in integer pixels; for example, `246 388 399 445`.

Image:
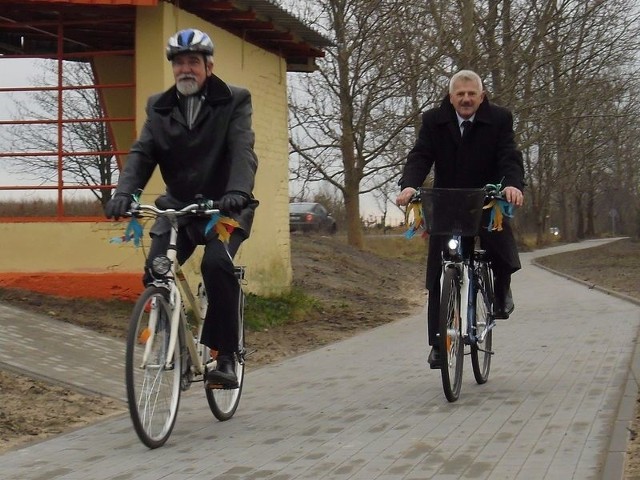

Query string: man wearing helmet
105 28 259 388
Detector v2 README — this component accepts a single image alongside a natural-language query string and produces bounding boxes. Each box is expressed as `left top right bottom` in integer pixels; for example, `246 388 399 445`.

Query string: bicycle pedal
180 375 193 391
476 348 495 355
206 381 238 390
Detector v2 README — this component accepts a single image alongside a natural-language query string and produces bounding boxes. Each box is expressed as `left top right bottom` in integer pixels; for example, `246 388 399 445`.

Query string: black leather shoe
206 354 238 388
428 347 442 369
494 288 515 319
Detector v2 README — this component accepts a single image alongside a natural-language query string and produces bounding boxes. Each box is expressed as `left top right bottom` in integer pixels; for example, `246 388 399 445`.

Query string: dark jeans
144 223 244 354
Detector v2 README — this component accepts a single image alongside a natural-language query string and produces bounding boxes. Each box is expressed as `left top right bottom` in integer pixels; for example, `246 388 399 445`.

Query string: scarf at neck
177 88 205 129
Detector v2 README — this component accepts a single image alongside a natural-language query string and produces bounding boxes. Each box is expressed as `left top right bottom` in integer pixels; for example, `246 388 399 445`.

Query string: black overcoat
115 74 259 237
400 95 525 289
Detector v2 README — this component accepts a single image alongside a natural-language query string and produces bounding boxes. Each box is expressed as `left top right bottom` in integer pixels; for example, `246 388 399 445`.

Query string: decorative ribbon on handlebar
109 190 144 246
482 183 514 231
109 217 144 247
204 214 240 243
403 183 515 239
404 202 427 239
109 215 239 246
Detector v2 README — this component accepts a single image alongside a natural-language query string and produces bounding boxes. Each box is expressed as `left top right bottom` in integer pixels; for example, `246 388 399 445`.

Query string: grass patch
362 235 428 263
244 288 320 331
0 198 104 217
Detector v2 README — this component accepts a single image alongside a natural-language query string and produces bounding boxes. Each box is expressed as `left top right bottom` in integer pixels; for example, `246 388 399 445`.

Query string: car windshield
290 203 314 213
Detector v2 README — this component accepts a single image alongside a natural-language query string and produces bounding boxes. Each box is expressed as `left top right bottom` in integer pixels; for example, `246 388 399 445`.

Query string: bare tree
287 0 640 244
289 0 445 248
520 0 640 241
433 0 640 242
2 60 118 207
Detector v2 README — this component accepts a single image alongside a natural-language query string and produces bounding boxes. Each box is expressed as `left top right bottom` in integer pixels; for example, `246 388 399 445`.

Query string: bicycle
123 197 246 448
415 184 509 402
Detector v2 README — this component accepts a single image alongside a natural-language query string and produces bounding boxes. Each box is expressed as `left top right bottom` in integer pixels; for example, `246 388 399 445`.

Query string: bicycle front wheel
471 263 493 384
205 289 245 421
439 267 464 402
125 287 182 448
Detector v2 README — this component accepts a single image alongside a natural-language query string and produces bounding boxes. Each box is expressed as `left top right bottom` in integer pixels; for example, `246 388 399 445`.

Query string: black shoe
180 352 193 391
428 347 442 369
494 288 515 319
206 354 238 388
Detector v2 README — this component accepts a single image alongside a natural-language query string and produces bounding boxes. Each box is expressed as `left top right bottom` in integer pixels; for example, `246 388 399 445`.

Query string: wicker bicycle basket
420 188 486 236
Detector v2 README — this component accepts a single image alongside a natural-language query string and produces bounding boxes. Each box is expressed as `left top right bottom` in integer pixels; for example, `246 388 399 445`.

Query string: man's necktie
461 120 472 138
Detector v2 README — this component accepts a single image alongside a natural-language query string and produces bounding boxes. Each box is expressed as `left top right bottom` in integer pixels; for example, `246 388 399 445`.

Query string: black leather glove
105 192 132 220
220 191 249 214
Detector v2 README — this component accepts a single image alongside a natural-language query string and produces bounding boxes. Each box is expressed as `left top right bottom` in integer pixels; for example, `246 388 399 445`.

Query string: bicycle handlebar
409 184 505 204
126 202 221 219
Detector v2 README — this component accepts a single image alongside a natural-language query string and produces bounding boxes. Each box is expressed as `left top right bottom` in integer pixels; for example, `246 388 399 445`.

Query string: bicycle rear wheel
471 263 493 384
125 286 182 448
204 284 245 421
439 267 464 402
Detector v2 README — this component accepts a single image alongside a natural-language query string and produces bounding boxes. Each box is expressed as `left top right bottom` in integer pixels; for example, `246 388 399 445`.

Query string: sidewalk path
1 238 638 479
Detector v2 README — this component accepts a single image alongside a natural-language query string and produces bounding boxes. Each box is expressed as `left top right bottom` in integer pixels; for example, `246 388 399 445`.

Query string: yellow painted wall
1 2 293 297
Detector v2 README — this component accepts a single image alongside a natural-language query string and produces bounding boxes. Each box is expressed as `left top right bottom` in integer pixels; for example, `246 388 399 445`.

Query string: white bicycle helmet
166 28 214 61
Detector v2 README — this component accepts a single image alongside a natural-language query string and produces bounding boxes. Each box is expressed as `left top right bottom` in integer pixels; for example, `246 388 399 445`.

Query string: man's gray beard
176 79 199 96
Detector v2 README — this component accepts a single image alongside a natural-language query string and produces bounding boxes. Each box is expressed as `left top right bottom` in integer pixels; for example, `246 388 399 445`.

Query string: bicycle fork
467 262 496 347
440 253 492 349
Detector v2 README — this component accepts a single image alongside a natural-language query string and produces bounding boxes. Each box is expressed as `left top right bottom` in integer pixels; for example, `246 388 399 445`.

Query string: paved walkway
1 238 639 480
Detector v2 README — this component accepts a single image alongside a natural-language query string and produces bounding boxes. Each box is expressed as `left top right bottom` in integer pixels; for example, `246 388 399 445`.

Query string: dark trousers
426 225 519 347
426 265 511 346
145 223 244 354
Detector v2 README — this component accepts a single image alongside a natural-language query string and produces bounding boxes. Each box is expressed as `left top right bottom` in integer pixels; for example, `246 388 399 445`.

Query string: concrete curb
532 259 640 308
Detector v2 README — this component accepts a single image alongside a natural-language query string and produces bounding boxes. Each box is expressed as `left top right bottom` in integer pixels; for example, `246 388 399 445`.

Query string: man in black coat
105 28 258 387
396 70 524 369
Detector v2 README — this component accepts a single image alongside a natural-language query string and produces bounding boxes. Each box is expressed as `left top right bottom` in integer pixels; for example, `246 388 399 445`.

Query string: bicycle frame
471 250 495 344
125 199 247 448
439 233 495 346
417 185 506 401
439 235 472 343
135 203 217 377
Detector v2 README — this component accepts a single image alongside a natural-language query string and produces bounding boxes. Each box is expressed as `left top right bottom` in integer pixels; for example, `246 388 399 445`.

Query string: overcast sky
0 59 40 198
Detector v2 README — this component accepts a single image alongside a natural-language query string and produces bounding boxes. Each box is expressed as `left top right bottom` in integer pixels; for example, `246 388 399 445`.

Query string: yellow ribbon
483 199 504 231
404 202 426 239
214 217 240 243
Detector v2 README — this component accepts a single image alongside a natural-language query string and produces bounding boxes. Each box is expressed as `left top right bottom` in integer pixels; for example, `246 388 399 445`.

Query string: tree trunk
344 181 363 248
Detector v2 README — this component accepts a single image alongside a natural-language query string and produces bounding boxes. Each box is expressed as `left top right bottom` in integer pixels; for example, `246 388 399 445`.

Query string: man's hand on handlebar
396 187 418 207
502 186 524 207
220 191 249 214
105 192 133 220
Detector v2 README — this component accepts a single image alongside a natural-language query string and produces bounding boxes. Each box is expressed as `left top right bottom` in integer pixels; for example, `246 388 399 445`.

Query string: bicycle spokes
126 288 182 449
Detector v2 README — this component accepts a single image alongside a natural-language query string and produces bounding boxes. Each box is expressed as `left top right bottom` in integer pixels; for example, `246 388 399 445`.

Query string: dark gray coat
400 95 524 289
116 74 259 237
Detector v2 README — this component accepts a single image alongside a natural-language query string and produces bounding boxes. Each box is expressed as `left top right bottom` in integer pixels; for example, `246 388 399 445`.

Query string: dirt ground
0 234 427 454
1 235 639 477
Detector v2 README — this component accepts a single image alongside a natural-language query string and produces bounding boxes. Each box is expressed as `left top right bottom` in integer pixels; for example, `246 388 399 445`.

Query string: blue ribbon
204 212 221 236
109 217 144 247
